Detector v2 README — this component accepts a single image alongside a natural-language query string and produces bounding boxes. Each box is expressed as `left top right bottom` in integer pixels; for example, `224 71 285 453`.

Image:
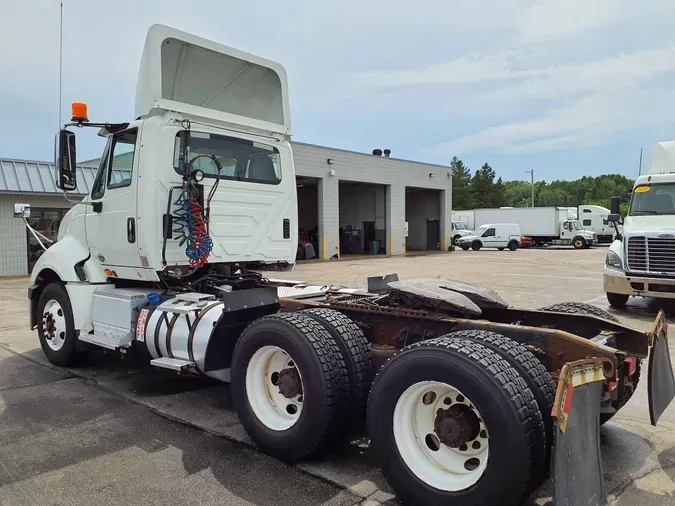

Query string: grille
627 236 675 274
647 237 675 273
627 237 647 271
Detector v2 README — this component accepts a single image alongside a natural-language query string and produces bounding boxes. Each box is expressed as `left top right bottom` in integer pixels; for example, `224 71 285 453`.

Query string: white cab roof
648 141 675 174
135 24 291 135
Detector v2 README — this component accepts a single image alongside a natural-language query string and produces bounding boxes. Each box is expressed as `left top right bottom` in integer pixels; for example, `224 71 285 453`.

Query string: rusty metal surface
278 295 632 377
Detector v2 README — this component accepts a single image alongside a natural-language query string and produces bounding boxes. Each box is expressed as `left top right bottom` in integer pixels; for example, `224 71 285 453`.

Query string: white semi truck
472 207 597 249
16 24 675 506
579 205 615 244
604 142 675 308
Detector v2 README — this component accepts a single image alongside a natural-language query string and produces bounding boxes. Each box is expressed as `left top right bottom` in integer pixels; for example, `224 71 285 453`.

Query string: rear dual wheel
368 336 547 506
231 310 373 462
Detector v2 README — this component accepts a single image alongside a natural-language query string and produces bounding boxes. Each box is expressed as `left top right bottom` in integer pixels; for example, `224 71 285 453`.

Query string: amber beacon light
71 102 89 122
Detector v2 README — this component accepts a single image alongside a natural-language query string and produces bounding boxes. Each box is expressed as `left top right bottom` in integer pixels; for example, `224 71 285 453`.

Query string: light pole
525 169 534 207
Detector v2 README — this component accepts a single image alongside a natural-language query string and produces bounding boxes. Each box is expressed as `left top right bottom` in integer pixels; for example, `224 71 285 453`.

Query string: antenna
638 148 643 176
58 0 63 129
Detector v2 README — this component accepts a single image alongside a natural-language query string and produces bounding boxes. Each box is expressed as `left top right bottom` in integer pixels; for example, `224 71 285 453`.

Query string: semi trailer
17 24 675 506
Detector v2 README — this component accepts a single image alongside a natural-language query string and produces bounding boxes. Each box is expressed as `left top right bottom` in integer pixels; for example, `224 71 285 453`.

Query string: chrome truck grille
627 236 675 274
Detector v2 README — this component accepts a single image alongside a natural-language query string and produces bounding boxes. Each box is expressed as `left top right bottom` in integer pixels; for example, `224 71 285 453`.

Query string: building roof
0 158 128 196
0 158 97 196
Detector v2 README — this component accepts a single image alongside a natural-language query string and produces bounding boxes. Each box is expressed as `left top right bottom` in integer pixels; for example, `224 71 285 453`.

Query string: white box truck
604 141 675 308
452 209 475 230
473 207 597 248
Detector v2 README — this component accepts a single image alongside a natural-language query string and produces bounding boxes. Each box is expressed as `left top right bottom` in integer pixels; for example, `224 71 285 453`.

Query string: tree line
451 157 634 214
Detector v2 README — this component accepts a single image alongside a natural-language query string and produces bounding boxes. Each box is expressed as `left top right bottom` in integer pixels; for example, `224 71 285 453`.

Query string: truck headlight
606 250 622 269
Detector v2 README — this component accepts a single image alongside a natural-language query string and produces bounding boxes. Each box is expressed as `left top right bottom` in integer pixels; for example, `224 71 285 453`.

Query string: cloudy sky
2 0 675 182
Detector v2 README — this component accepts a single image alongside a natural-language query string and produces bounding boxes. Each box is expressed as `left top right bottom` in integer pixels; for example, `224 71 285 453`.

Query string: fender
28 236 107 330
30 236 91 284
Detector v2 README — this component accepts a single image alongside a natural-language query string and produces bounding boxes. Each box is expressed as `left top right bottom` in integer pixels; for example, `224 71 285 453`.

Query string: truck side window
108 129 137 189
173 131 281 185
483 228 495 237
583 219 592 226
90 138 112 200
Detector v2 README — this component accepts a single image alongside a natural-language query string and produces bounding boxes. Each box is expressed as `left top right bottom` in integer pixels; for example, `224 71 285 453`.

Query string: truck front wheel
606 293 629 309
368 337 539 505
573 236 587 249
36 283 82 367
471 241 481 251
231 312 350 462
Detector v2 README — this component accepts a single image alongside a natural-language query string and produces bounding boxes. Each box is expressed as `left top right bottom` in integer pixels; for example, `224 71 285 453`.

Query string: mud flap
551 359 609 506
648 310 675 426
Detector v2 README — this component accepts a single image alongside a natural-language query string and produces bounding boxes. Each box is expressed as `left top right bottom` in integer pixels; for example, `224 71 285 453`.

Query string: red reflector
563 386 574 415
624 357 637 377
603 381 618 393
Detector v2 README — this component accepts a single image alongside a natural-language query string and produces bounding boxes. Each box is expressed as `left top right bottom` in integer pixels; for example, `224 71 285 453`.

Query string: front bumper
604 268 675 299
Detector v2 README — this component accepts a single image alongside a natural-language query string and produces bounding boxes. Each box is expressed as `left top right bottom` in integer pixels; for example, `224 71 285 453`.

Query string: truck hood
623 215 675 234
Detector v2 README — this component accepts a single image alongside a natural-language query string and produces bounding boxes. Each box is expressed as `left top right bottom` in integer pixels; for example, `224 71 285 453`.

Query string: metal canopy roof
0 158 97 196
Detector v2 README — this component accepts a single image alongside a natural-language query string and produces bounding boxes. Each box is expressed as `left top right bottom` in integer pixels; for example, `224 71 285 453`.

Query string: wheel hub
43 312 56 338
434 404 480 448
277 367 302 398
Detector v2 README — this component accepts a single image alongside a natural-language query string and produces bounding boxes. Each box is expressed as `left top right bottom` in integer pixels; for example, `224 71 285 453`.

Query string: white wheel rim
245 345 304 431
42 299 67 352
393 381 489 491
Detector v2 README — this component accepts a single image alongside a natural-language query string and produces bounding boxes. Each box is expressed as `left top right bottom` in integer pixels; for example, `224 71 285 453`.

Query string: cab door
481 227 497 248
85 128 141 267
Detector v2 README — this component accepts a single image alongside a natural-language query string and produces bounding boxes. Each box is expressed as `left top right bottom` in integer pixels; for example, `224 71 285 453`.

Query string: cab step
150 357 195 372
79 332 132 350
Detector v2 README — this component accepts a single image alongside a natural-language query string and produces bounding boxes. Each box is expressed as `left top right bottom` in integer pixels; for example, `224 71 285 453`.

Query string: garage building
0 144 451 276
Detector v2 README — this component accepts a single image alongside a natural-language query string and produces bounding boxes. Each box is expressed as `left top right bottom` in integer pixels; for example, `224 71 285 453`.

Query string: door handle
127 218 136 243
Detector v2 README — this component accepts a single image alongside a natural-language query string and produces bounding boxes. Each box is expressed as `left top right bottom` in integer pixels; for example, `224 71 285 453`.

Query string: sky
2 0 675 182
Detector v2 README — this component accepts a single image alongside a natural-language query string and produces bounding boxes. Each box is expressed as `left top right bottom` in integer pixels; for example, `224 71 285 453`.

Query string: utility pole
525 169 534 207
638 148 643 176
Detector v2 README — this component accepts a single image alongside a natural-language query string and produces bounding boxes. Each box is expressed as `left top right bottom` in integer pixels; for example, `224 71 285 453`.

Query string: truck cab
579 205 615 244
27 24 298 330
451 220 472 245
605 142 675 308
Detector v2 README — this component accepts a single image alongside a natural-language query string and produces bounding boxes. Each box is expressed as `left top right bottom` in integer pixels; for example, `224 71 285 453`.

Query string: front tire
36 283 82 367
508 240 518 251
368 337 539 505
606 293 629 309
573 236 586 249
453 235 462 246
231 312 349 462
471 241 481 251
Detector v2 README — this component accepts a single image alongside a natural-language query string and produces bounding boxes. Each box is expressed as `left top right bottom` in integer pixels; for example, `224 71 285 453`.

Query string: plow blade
551 359 609 506
648 310 675 426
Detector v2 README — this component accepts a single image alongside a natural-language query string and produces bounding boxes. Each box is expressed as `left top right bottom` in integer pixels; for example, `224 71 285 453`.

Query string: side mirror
13 203 30 218
55 130 77 191
608 213 620 223
610 196 621 215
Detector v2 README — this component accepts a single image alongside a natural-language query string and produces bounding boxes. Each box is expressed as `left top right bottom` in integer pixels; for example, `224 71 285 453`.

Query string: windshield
473 226 487 235
572 220 583 231
629 183 675 215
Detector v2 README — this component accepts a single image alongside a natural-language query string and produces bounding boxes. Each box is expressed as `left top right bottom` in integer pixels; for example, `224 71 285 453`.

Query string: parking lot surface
1 246 675 505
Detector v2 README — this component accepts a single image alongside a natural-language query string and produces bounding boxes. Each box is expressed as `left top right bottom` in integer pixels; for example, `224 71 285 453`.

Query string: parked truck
473 207 597 248
14 24 675 506
579 205 615 244
604 141 675 308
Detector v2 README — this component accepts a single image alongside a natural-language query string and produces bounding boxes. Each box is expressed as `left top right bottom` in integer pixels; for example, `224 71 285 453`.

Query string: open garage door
339 181 387 256
405 188 442 252
296 177 319 261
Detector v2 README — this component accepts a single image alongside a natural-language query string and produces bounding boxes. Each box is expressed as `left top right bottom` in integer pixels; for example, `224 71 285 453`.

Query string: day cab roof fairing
135 24 291 138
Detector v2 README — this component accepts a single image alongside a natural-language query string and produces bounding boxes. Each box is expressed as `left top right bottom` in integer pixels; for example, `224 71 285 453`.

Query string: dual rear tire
368 332 553 505
231 309 373 461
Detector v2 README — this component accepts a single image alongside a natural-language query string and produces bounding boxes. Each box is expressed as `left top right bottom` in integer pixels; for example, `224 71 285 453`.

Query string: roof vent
372 149 383 156
383 149 391 157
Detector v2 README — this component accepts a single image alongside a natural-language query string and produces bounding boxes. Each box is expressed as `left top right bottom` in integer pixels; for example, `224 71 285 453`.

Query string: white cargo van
457 223 521 251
